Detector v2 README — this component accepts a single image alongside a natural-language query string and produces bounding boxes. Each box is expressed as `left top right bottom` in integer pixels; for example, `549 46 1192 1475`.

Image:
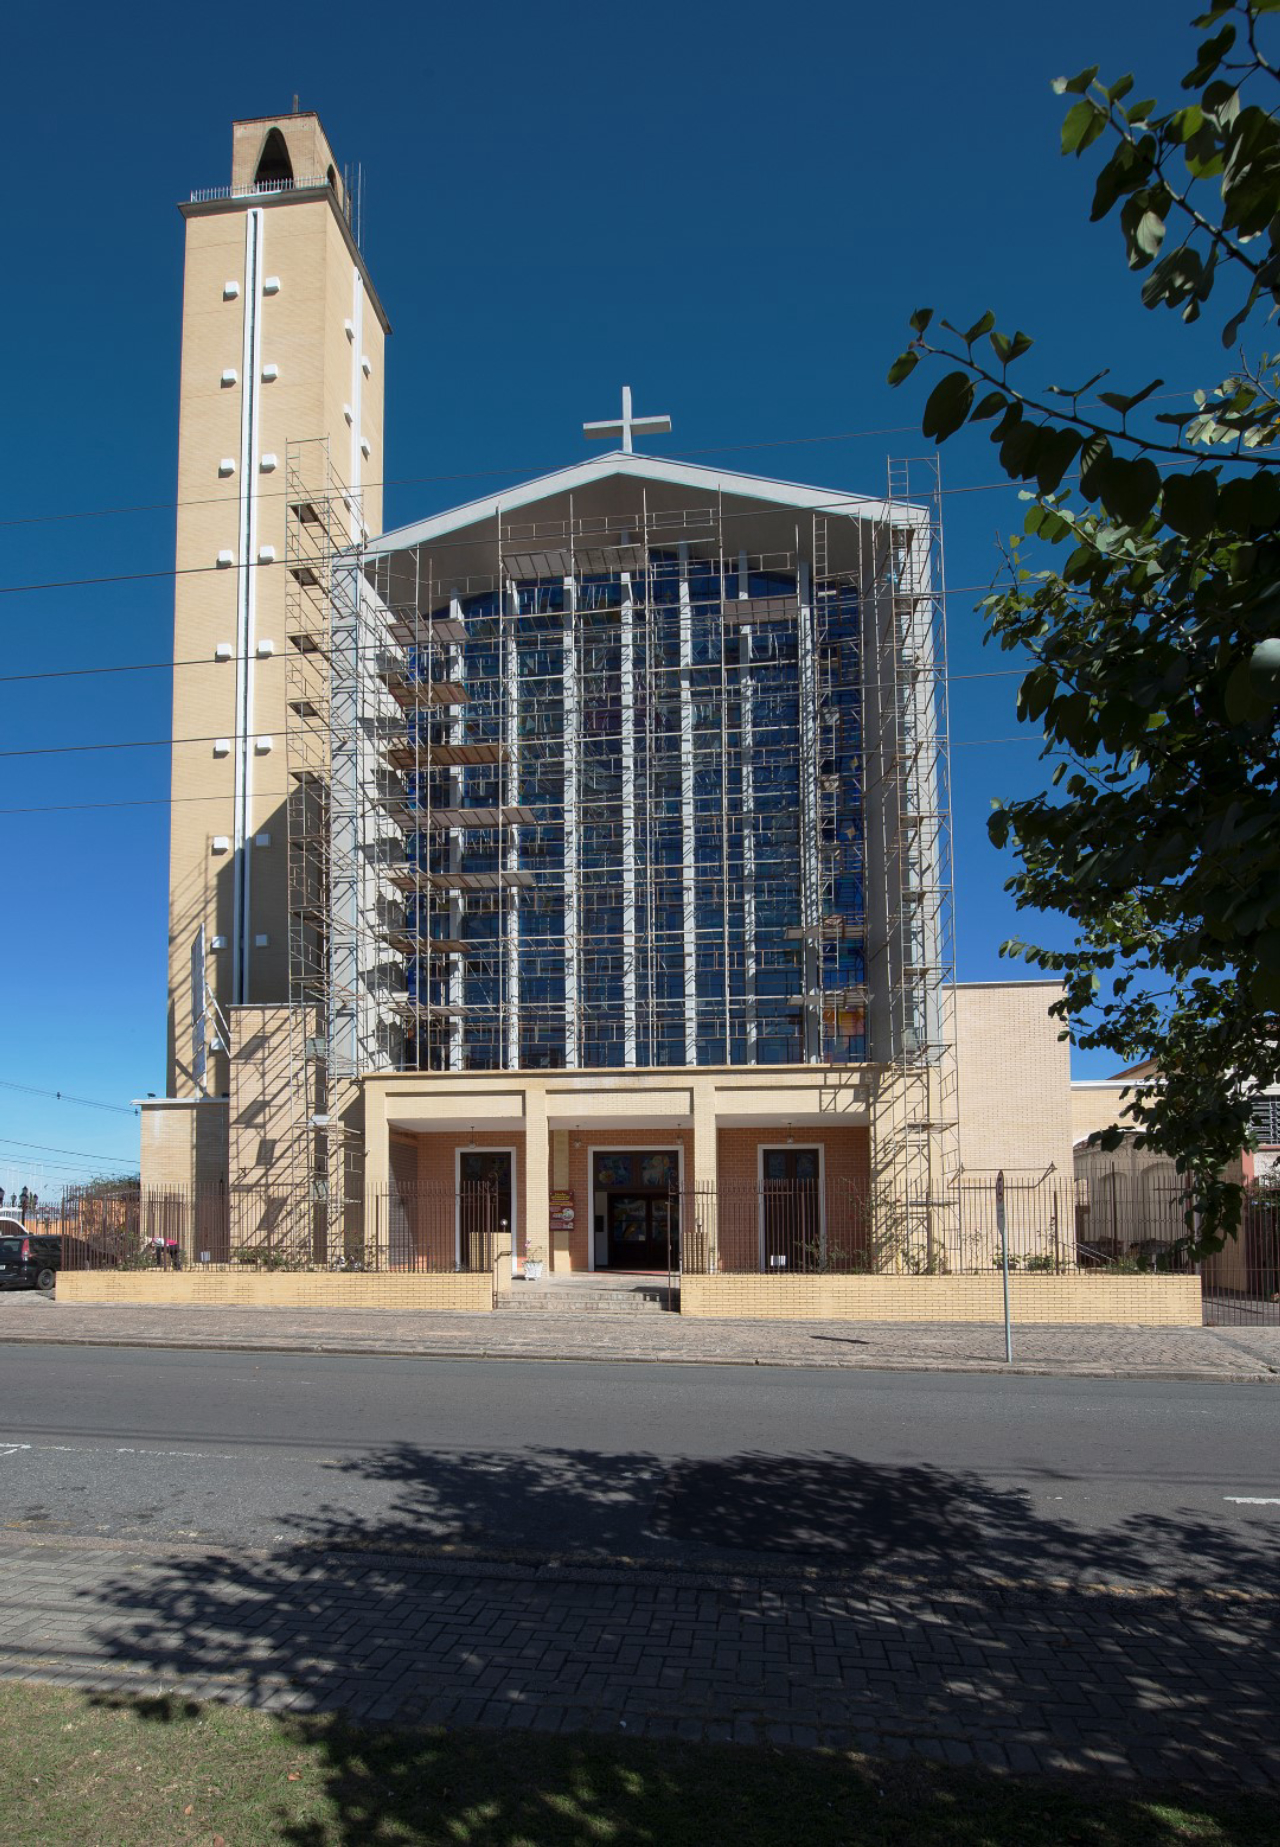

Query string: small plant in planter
524 1245 546 1281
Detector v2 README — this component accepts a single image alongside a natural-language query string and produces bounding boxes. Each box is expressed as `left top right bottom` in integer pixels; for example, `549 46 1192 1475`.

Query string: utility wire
0 729 1053 817
0 1134 139 1164
0 652 1026 691
0 387 1209 535
0 1078 137 1117
0 691 1038 765
0 477 1087 599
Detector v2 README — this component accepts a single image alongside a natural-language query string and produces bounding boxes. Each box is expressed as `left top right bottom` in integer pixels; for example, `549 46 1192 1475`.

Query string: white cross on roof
582 385 672 455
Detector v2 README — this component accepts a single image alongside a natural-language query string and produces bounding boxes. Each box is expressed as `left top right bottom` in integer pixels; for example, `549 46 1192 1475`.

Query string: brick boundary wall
56 1273 494 1312
678 1273 1202 1326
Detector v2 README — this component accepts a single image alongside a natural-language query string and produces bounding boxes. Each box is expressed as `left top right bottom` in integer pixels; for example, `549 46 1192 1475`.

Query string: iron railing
675 1172 1198 1279
51 1182 500 1276
189 175 338 205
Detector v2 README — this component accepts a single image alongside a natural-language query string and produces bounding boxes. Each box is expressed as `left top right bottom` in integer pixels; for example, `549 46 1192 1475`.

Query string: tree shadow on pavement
71 1445 1280 1840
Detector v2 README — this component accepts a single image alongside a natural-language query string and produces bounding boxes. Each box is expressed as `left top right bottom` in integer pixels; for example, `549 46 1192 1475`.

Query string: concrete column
524 1085 550 1273
690 1074 719 1273
363 1085 390 1267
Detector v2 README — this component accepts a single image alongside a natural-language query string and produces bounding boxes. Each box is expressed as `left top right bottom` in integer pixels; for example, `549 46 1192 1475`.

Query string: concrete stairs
496 1275 678 1314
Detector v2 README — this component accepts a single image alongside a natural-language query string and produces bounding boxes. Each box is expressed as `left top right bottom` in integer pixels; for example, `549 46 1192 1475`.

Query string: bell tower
148 112 389 1193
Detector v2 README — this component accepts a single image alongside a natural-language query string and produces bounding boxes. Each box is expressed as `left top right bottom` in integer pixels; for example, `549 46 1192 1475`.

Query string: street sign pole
996 1168 1012 1363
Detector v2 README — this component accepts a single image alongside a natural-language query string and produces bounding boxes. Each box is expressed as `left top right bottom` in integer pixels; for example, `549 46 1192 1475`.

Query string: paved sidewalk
0 1295 1277 1379
0 1533 1275 1786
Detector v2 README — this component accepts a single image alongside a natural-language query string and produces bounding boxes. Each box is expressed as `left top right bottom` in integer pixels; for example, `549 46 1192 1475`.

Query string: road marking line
1224 1496 1280 1505
0 1438 234 1461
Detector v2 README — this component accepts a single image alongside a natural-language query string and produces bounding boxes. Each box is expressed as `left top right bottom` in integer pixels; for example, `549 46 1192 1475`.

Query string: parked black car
0 1232 67 1292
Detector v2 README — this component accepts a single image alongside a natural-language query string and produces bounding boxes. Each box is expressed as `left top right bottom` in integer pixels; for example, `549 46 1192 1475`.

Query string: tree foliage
889 1 1280 1246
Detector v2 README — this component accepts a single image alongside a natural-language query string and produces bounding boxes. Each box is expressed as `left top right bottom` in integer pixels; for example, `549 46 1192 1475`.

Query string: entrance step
497 1278 678 1314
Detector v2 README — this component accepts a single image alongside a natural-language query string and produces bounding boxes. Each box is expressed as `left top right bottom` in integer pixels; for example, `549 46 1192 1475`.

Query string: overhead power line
0 1078 137 1117
0 728 1057 820
0 387 1209 536
0 476 1082 599
0 1134 139 1164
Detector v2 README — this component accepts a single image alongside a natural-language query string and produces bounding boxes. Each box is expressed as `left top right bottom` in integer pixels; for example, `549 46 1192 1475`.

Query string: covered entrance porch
363 1066 871 1277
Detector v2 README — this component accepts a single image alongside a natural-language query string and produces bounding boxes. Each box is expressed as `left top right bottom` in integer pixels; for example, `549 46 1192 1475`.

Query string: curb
1 1528 1275 1607
0 1329 1273 1384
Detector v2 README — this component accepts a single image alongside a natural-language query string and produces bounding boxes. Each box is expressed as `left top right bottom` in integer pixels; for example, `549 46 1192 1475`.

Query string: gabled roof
365 449 914 554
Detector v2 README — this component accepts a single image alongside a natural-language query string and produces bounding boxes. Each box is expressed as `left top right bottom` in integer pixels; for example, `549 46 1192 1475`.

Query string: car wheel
35 1267 56 1293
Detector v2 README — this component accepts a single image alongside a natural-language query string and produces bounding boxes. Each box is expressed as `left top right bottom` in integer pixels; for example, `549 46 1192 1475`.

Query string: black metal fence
676 1172 1197 1279
1203 1182 1280 1324
27 1171 1280 1322
50 1181 500 1276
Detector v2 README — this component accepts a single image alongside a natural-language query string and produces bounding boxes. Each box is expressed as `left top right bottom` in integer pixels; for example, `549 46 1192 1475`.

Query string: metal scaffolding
279 455 956 1249
350 490 872 1077
864 455 959 1260
282 436 367 1256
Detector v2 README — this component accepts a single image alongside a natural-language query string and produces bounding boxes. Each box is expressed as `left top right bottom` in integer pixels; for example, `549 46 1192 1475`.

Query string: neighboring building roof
365 449 916 554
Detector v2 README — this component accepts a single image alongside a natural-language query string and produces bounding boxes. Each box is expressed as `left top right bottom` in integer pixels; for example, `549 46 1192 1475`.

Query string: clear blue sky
0 1 1221 1193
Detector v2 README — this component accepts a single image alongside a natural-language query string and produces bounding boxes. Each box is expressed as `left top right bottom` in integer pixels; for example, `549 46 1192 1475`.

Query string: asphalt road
1 1343 1276 1586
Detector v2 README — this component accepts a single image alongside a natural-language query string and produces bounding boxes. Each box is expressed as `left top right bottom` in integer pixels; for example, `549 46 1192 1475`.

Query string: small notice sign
550 1190 575 1235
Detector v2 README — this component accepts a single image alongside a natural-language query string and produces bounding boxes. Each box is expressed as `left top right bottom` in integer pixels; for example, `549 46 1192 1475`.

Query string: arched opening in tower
254 128 294 188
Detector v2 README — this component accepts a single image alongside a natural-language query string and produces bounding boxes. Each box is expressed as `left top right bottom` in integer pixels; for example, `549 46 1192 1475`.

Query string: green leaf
921 371 975 443
1183 23 1236 89
1061 99 1107 156
1035 427 1083 495
963 310 997 343
887 351 919 387
1053 65 1099 97
1096 378 1165 416
1078 433 1113 499
1091 139 1154 222
971 389 1008 422
1096 455 1162 524
909 307 934 335
990 328 1034 365
1160 470 1218 540
1224 656 1269 723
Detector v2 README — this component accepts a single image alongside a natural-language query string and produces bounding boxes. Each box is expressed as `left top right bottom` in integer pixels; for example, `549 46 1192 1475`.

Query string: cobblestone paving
0 1535 1275 1785
1 1295 1277 1379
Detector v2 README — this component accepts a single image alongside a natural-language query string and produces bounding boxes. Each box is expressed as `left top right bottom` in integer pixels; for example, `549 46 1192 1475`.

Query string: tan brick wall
167 138 387 1116
139 1101 228 1194
954 983 1073 1178
715 1127 871 1271
679 1273 1201 1326
58 1271 492 1311
1071 1082 1145 1149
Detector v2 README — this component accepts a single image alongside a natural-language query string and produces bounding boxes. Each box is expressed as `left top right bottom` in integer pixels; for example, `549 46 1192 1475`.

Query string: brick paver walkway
0 1534 1275 1785
1 1295 1277 1379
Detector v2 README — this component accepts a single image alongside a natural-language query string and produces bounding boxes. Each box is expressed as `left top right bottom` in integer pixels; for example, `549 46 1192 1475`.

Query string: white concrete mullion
505 576 520 1071
448 595 464 1071
620 570 638 1067
797 561 822 1061
679 550 697 1066
562 576 579 1066
738 554 757 1059
349 269 364 529
232 206 264 1007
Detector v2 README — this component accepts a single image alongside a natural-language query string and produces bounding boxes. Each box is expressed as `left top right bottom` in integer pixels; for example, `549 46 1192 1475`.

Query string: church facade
141 114 1076 1278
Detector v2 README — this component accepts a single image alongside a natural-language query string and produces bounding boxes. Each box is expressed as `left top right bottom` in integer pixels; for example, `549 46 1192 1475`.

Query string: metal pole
997 1168 1012 1363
